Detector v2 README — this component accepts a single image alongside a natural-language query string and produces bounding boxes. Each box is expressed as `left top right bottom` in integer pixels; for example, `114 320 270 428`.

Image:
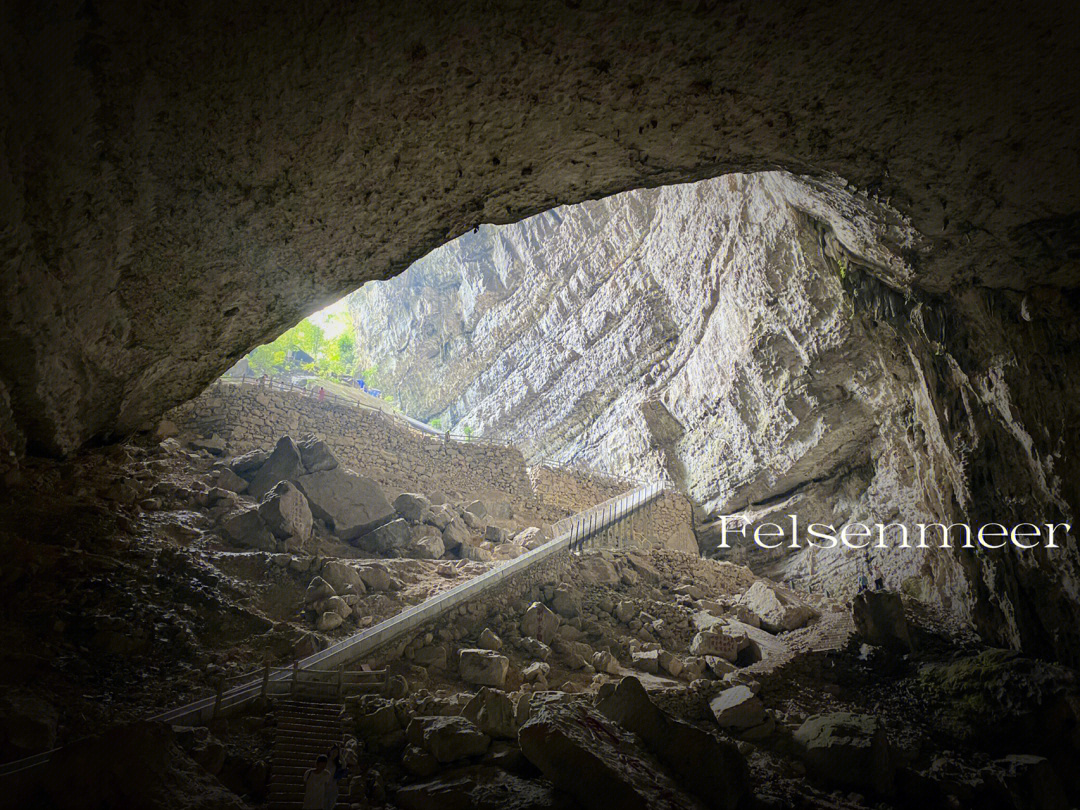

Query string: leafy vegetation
246 315 362 379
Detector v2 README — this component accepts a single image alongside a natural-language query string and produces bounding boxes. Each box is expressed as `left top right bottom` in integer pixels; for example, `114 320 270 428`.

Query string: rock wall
167 381 696 552
346 173 1080 667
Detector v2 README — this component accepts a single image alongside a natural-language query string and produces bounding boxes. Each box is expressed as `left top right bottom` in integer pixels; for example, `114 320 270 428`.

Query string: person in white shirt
303 754 333 810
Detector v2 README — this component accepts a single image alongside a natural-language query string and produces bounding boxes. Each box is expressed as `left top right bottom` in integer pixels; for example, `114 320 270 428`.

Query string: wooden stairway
267 699 347 810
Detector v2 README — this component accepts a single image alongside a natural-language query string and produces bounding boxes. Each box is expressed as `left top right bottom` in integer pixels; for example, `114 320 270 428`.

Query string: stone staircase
267 699 346 810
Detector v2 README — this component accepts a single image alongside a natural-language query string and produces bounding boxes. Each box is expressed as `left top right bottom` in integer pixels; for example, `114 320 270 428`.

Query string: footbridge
0 480 665 778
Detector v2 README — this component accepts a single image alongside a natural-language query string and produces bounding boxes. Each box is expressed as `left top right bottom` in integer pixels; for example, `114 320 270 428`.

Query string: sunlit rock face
350 173 1080 664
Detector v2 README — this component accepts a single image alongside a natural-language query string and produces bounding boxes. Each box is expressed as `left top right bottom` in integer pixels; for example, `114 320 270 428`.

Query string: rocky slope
349 173 1080 667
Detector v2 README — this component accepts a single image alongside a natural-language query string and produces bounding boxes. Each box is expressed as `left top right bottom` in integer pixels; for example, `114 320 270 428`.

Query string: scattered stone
257 480 312 544
360 518 411 555
401 745 438 778
459 649 510 688
317 611 344 631
689 630 738 661
710 685 765 730
230 448 270 477
221 508 278 551
296 435 339 472
484 525 509 544
522 662 551 683
395 765 559 810
793 712 895 794
519 701 699 810
248 436 305 499
592 650 621 675
478 628 503 651
631 650 659 674
614 600 637 623
421 716 491 763
550 586 580 619
293 469 394 540
357 565 394 592
597 677 748 810
462 688 517 739
215 467 249 494
738 581 817 633
305 575 336 605
521 602 560 643
320 560 365 596
395 492 433 522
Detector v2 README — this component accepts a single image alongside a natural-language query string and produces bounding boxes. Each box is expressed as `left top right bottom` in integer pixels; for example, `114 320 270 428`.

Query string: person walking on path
317 386 326 402
325 744 347 809
303 754 333 810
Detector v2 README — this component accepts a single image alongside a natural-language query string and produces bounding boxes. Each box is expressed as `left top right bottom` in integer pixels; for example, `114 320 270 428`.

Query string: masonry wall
168 381 697 551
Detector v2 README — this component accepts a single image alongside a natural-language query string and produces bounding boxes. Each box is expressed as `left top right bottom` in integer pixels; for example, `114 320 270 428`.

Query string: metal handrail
0 480 664 778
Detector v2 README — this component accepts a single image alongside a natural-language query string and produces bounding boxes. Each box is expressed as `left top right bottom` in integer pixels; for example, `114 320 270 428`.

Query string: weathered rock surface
793 712 896 795
739 581 817 634
420 716 490 763
293 469 393 540
248 436 305 500
710 685 766 730
257 480 312 544
458 649 509 688
597 677 748 810
520 602 559 644
519 700 704 810
221 508 278 551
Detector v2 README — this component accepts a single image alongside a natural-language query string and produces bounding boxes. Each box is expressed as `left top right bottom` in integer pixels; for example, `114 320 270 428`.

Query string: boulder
592 650 621 675
0 691 58 761
614 601 637 623
296 435 339 472
462 688 518 739
485 525 509 544
409 524 445 559
394 492 433 522
461 510 484 530
421 716 490 763
577 555 620 585
248 436 305 499
631 650 659 674
229 448 270 478
320 561 365 596
414 533 445 559
689 630 738 661
425 504 455 530
522 662 551 683
550 587 580 619
459 649 509 688
657 650 684 678
521 602 560 644
513 526 547 550
458 543 493 562
709 685 765 730
304 576 336 605
44 721 247 810
478 628 503 651
738 581 817 633
360 518 411 555
215 467 249 494
357 565 394 592
519 637 551 661
257 480 313 544
317 611 344 631
293 469 394 540
318 595 352 618
401 745 438 779
793 712 895 794
441 518 470 551
852 590 914 652
414 645 448 669
221 508 279 551
519 701 702 810
597 677 749 810
465 500 487 519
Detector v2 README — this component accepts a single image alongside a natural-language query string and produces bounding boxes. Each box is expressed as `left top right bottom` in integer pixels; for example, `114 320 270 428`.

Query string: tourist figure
317 386 326 402
303 754 333 810
325 743 347 809
857 572 869 593
873 566 885 591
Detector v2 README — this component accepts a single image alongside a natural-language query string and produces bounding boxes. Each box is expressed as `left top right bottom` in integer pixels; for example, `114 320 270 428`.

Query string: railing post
212 676 224 719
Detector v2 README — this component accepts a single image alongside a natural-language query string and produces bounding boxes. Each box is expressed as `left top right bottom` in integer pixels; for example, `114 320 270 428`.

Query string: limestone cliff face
349 174 1080 665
